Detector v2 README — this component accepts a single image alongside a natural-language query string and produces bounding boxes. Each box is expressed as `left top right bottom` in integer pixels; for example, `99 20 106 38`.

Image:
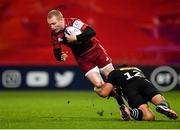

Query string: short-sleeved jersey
107 67 146 88
51 18 100 57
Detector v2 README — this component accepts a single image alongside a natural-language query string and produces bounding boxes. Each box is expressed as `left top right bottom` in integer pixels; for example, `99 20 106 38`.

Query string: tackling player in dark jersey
106 64 178 121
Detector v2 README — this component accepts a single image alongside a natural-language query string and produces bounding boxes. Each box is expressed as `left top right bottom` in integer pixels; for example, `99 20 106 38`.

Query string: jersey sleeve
76 26 96 42
51 33 62 61
72 19 87 31
70 18 96 42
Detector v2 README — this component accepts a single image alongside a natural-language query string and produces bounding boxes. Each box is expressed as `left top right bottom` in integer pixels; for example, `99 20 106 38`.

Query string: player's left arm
65 26 96 42
66 19 96 42
76 26 96 42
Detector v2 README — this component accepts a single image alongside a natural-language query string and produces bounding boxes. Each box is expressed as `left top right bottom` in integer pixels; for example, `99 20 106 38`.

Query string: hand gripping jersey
107 66 146 87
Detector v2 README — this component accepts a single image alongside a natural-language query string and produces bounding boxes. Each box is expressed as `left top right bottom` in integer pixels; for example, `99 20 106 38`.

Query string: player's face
47 16 64 33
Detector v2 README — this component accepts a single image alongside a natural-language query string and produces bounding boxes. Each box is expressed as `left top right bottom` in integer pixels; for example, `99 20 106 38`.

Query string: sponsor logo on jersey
73 20 84 29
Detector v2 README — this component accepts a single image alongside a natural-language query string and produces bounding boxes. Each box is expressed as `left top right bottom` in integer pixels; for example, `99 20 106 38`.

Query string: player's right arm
51 33 68 61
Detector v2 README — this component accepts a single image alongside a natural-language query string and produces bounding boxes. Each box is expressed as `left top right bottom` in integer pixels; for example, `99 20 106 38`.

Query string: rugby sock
130 108 143 120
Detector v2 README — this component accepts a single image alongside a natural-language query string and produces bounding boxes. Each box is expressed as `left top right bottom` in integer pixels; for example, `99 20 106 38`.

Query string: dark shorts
123 78 160 108
76 44 112 74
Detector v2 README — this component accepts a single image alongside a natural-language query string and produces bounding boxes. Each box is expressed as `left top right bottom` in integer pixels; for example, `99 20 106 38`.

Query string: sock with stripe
130 108 143 120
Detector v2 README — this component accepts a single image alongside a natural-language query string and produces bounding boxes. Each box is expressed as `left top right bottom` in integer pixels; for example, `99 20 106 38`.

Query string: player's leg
151 94 178 120
128 104 155 121
100 63 114 77
98 63 119 97
127 103 155 121
79 59 130 119
138 104 155 121
88 44 116 97
76 55 112 97
85 66 113 97
76 47 115 97
94 44 114 77
123 82 155 121
140 79 166 107
140 79 178 120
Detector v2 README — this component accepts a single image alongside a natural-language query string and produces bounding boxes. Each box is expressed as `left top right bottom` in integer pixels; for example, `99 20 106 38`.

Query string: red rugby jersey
51 18 100 58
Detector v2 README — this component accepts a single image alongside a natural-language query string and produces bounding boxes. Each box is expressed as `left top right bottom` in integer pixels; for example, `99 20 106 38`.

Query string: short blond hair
47 10 63 20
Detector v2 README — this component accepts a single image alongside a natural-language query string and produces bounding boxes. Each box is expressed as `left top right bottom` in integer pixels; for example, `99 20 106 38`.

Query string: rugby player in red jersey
47 10 117 98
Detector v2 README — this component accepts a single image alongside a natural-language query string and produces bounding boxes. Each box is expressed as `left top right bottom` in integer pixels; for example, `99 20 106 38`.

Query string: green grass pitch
0 90 179 129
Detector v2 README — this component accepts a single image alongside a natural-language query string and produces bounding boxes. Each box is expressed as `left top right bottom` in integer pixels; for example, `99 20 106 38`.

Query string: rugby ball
64 26 82 35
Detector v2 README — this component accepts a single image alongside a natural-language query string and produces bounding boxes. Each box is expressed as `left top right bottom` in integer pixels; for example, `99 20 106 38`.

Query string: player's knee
101 63 114 76
143 112 155 121
93 80 104 88
93 82 106 97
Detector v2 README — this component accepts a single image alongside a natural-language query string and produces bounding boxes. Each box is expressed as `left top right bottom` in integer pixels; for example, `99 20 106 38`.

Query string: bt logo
150 66 178 92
